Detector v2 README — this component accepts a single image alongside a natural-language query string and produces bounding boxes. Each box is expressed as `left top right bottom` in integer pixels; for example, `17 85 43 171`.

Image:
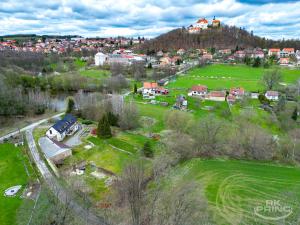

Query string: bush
141 141 154 158
81 119 93 125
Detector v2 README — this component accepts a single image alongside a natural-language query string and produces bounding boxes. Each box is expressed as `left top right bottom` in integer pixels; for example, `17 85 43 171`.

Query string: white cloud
0 0 299 39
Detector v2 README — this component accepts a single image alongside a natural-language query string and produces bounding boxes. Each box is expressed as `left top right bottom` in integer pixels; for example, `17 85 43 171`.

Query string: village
1 15 300 225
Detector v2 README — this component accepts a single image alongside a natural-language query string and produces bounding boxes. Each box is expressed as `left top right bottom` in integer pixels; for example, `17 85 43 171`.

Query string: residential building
234 50 246 59
219 49 232 55
175 95 188 109
177 48 186 55
202 53 213 60
46 114 79 142
143 82 158 95
279 58 289 65
268 48 280 57
230 87 245 99
265 91 279 101
281 48 295 57
188 85 208 96
188 18 208 33
208 91 226 101
95 52 108 66
212 17 221 27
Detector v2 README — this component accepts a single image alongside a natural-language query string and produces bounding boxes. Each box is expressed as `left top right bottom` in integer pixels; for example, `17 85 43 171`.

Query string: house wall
209 96 225 101
50 149 72 164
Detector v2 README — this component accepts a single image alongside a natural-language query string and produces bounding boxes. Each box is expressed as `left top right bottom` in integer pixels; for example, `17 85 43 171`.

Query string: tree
133 83 138 94
292 107 298 121
114 160 146 225
165 110 193 133
107 111 119 126
66 97 75 114
119 101 139 130
252 57 261 67
132 61 146 81
97 114 112 138
275 95 286 113
262 69 282 90
141 141 153 158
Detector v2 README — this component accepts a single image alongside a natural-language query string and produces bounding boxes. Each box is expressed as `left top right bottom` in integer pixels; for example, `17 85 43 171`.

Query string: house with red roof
188 85 208 97
208 91 226 101
279 58 289 65
143 82 158 95
230 87 245 99
268 48 280 57
281 48 295 57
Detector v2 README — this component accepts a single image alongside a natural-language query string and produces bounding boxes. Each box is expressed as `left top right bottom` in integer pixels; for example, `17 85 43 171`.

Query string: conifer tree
97 114 112 138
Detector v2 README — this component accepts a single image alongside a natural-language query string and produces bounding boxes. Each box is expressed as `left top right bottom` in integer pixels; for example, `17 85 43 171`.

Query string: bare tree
132 61 146 81
119 101 139 130
165 110 193 133
262 69 282 90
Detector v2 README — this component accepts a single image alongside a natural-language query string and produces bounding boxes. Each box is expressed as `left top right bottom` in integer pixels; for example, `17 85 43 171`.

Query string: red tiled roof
144 82 158 89
230 87 245 95
197 18 208 23
191 85 207 92
269 48 280 52
283 48 294 52
210 91 226 97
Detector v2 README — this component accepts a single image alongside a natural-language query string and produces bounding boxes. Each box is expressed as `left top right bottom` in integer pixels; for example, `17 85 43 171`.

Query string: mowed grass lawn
167 159 300 225
167 64 300 92
79 69 110 79
0 144 33 225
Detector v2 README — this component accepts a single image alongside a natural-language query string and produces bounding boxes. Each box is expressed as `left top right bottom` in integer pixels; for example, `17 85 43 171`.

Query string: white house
95 52 108 66
265 91 279 101
188 85 208 96
46 114 79 142
143 82 158 95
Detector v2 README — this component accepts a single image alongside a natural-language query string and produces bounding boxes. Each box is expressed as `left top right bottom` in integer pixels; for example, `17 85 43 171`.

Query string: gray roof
39 137 70 158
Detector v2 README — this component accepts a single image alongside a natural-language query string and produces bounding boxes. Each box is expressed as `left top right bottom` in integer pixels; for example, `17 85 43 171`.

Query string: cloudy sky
0 0 299 40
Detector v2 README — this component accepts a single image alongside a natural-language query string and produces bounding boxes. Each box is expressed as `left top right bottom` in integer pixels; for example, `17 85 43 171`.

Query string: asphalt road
0 113 64 143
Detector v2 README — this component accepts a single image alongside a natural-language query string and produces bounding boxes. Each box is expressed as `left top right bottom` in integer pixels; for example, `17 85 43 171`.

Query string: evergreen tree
66 97 75 114
292 107 298 121
252 57 261 67
134 83 138 94
147 62 152 69
97 114 112 138
141 141 153 158
107 111 119 126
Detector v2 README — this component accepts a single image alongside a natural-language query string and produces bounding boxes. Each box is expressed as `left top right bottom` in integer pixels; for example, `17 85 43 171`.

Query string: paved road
25 128 109 225
0 113 64 143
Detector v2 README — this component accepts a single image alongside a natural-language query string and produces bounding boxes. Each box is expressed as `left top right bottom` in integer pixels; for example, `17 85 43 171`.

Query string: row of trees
163 111 300 163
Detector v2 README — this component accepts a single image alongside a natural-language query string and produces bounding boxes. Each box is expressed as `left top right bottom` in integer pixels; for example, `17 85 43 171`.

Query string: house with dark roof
46 114 79 141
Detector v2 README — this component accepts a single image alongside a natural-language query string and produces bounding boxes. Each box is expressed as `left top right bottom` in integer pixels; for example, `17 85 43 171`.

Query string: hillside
138 25 300 53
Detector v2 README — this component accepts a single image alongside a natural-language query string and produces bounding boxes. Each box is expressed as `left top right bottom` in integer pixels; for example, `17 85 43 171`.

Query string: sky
0 0 300 40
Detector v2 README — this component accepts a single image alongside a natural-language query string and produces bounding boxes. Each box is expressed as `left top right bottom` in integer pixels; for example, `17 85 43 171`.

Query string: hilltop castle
188 16 221 33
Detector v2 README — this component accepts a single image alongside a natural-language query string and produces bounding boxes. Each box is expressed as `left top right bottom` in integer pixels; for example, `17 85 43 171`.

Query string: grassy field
166 159 300 225
79 69 110 79
0 144 34 225
167 64 300 92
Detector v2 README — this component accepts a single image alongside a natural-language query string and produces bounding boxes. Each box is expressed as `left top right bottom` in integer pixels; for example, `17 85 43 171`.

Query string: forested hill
138 25 300 53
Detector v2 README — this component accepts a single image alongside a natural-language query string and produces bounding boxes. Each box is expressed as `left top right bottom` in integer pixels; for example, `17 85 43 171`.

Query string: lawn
79 69 110 79
0 144 34 225
167 64 300 92
166 159 300 225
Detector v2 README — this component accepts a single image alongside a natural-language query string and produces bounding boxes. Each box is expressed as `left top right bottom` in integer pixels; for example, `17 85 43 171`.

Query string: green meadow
0 144 34 225
167 159 300 225
167 64 300 92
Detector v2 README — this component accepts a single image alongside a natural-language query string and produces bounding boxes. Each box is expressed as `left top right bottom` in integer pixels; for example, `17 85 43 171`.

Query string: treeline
138 25 300 53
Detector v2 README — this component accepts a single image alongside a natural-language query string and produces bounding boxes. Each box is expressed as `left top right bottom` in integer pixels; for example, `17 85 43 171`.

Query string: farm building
95 52 108 66
265 91 279 101
208 91 226 101
46 114 79 142
230 87 245 99
39 137 72 164
188 85 208 96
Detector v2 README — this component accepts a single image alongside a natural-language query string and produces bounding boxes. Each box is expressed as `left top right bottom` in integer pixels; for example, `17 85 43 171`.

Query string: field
0 144 34 225
167 159 300 225
167 64 300 92
79 69 110 79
